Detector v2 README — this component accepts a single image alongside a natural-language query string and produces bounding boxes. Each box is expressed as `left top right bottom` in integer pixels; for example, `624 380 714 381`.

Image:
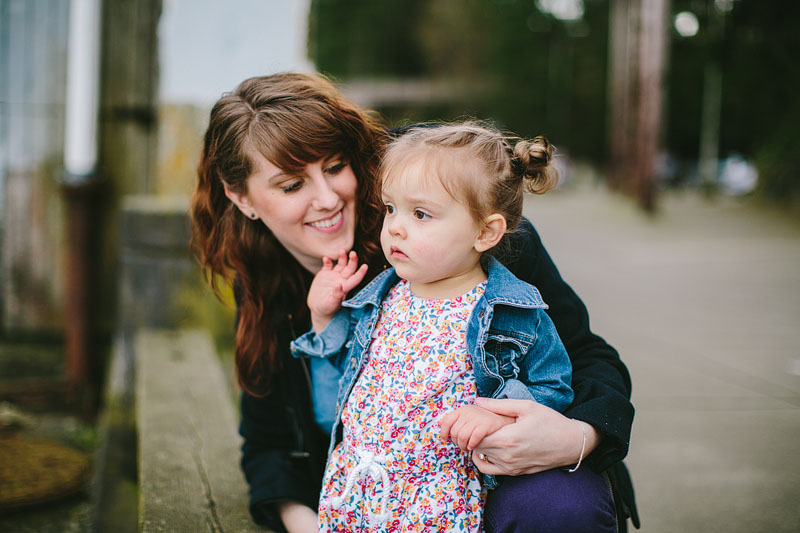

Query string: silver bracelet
567 420 587 473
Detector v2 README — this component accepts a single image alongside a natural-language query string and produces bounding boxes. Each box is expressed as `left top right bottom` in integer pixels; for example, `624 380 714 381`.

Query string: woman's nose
311 177 339 211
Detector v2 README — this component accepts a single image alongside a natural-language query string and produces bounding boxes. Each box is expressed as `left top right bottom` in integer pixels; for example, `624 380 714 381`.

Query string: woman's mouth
307 210 344 232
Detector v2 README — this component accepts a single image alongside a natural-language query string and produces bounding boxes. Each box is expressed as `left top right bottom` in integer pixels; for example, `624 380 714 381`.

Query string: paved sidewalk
522 186 800 532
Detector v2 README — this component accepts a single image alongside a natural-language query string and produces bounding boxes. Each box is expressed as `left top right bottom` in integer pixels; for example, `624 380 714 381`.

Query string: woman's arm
482 218 633 473
239 379 323 531
236 293 327 531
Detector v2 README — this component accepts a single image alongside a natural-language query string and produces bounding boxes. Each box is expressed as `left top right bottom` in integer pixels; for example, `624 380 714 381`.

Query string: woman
191 72 638 533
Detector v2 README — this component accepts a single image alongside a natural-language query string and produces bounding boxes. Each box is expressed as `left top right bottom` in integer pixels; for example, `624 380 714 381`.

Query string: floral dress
318 279 488 533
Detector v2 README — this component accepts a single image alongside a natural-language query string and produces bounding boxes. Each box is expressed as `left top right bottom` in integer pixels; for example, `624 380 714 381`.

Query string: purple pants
484 467 618 533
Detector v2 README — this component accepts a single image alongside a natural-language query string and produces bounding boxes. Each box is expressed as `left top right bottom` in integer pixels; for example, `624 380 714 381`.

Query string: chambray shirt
292 257 573 449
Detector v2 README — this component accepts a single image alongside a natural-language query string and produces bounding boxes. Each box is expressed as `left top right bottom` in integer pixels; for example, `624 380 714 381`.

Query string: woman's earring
250 212 257 219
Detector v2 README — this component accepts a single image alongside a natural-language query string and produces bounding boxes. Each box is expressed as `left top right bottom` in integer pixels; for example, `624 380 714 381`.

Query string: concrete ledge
135 328 267 532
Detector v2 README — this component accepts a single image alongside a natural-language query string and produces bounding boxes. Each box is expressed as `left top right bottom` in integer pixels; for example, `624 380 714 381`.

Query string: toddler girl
291 123 574 532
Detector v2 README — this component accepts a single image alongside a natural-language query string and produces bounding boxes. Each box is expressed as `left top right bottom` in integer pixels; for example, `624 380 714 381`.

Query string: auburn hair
190 72 387 395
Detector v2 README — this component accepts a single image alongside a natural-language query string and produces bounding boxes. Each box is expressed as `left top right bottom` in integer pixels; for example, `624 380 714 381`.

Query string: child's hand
439 404 516 452
308 250 368 332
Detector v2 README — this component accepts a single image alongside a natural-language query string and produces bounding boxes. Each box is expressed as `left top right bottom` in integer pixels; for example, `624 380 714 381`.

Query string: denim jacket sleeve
501 218 633 472
289 309 354 371
494 307 573 412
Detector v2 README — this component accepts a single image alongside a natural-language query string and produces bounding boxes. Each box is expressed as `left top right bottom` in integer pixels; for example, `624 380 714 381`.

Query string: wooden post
607 0 669 211
635 0 669 211
94 0 162 337
607 0 633 191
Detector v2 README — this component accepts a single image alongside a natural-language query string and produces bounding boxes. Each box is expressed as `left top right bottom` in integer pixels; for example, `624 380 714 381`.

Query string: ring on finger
478 453 491 463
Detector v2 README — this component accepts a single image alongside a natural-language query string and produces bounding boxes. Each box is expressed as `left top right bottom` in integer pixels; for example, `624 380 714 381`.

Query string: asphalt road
523 185 800 532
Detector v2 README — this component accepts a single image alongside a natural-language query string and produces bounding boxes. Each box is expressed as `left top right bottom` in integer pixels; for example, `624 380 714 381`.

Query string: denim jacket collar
482 256 548 310
342 267 398 310
342 256 547 311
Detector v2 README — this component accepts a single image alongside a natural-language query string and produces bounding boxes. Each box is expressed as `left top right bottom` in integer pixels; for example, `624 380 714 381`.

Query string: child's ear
474 214 507 253
224 185 255 218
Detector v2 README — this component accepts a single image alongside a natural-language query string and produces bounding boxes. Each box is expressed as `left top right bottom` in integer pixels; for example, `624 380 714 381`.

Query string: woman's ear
224 186 256 218
474 214 507 253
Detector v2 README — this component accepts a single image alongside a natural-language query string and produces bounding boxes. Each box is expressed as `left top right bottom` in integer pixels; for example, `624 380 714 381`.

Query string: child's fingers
340 251 359 277
450 417 471 451
439 410 458 443
354 263 368 283
466 425 490 451
331 283 345 303
341 264 368 293
332 249 348 272
321 256 334 270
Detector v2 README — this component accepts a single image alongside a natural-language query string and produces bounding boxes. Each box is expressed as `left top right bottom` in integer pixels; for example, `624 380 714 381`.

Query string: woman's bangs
247 112 346 172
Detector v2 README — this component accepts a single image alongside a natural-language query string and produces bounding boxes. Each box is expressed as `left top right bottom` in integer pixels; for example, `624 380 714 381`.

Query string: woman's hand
308 250 368 332
470 398 600 476
278 501 318 533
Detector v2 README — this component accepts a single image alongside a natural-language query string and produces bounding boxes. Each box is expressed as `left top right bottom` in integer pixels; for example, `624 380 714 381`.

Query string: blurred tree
721 0 800 201
666 0 799 200
312 0 611 164
607 0 669 211
309 0 426 76
310 0 799 202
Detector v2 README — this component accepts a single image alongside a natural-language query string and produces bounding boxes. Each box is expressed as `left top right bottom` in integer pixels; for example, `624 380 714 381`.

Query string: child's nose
387 217 406 238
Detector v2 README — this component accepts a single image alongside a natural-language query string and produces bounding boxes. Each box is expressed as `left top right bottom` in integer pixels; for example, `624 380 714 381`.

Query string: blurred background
0 0 798 531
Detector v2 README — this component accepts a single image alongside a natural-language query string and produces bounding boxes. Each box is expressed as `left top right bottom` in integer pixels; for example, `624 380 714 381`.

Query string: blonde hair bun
512 136 558 194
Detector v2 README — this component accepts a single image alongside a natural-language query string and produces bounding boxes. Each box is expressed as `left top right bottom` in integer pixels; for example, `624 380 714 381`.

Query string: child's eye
413 209 430 220
281 180 303 193
384 204 395 215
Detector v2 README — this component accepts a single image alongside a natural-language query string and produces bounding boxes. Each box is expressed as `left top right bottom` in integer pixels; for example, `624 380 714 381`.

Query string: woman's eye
281 180 303 193
325 162 347 174
384 204 395 215
413 209 430 220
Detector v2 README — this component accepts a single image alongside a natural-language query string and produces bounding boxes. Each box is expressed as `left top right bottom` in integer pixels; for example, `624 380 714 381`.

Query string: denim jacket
291 257 573 462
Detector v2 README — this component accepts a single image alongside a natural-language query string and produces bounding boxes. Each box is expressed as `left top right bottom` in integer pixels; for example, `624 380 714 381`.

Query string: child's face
380 161 486 299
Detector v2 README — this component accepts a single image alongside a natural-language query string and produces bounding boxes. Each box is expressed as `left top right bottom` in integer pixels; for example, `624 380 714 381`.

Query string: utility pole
607 0 670 212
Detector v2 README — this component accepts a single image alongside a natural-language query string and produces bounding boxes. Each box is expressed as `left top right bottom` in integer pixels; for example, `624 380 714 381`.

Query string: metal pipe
64 0 101 179
62 0 102 389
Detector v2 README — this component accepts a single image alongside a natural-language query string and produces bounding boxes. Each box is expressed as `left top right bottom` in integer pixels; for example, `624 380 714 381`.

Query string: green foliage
754 115 800 203
667 0 800 198
311 0 799 197
310 0 426 76
173 270 236 357
312 0 611 162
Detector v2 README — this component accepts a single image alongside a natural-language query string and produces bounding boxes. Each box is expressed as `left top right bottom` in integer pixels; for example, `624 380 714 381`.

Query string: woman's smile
307 209 344 232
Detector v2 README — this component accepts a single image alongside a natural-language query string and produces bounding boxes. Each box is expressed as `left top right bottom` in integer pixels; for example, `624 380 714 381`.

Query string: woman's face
226 152 358 273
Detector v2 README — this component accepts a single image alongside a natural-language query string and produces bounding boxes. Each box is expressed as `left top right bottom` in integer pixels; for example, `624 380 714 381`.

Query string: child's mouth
390 246 408 260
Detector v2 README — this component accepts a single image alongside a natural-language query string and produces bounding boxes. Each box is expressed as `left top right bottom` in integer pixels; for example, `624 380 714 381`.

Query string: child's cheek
411 241 447 267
